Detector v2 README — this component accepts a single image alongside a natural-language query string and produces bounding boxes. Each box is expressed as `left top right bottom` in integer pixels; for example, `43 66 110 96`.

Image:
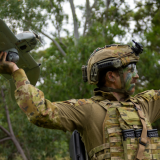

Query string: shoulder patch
153 90 160 100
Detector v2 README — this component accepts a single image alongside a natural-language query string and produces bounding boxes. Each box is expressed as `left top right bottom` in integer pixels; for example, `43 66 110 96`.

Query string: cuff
12 69 30 89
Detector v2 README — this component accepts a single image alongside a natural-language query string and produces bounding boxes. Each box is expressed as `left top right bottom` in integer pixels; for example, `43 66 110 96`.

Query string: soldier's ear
106 71 115 82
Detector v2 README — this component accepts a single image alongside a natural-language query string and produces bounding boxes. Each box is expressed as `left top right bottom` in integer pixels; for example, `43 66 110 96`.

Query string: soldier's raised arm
0 52 93 132
12 68 96 132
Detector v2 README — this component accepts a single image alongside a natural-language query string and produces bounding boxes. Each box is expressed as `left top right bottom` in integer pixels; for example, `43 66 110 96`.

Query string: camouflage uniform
12 44 160 159
12 69 160 160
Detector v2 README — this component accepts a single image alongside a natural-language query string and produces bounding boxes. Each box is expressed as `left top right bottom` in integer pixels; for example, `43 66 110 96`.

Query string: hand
0 52 19 75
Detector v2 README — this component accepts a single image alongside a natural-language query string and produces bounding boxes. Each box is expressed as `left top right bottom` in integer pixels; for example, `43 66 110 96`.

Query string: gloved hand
0 52 19 75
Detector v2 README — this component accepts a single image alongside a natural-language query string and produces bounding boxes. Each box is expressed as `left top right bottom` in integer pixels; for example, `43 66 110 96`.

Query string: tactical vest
88 99 160 160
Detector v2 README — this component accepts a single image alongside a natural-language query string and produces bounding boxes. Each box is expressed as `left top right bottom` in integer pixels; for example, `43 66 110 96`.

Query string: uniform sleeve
12 69 94 132
134 90 160 123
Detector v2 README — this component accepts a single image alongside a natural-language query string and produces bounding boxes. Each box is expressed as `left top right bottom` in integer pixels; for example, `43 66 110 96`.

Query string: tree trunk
104 0 111 24
102 0 111 37
83 0 98 36
83 0 90 36
68 0 79 43
0 88 28 160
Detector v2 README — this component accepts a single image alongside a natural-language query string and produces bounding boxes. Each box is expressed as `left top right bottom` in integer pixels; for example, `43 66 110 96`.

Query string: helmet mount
131 40 143 56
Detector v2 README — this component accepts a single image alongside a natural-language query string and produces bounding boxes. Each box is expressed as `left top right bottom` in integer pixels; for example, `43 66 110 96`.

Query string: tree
0 88 27 160
0 0 134 54
1 0 160 159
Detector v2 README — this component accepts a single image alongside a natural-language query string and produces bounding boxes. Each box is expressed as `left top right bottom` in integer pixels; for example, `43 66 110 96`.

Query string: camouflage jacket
12 69 160 154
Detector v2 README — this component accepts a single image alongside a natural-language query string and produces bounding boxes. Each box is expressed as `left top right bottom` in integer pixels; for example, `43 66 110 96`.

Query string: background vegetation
1 0 160 159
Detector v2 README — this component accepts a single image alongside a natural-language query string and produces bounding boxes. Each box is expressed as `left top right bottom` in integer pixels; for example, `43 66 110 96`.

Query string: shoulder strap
98 100 110 110
132 102 147 160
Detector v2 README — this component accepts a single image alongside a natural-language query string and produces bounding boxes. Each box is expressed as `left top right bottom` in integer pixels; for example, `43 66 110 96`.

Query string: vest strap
88 143 110 158
92 153 111 160
132 102 147 160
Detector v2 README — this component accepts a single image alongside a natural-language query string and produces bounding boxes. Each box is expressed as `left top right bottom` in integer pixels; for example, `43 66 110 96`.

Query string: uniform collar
93 88 131 102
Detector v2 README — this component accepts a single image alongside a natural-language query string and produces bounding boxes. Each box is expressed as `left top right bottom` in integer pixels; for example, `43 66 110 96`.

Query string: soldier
0 43 160 160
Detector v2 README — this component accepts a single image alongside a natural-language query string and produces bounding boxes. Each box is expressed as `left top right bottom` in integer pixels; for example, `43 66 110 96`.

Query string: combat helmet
82 40 143 94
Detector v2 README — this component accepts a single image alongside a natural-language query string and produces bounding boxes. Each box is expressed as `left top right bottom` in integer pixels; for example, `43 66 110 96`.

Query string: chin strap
100 86 126 93
100 67 130 95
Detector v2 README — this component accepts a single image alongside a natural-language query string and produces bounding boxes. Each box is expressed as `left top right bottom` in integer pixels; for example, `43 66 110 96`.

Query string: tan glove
0 52 19 75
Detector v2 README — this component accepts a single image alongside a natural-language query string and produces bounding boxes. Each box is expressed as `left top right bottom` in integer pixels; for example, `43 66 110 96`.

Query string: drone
0 19 41 101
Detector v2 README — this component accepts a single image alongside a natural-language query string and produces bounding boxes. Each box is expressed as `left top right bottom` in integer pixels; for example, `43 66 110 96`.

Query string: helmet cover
87 44 140 84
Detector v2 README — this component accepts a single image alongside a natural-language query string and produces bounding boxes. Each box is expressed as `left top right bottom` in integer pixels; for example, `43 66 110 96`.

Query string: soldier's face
123 63 139 94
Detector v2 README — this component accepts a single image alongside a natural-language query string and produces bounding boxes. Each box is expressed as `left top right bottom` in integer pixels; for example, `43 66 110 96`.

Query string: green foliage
1 0 160 159
135 49 160 93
